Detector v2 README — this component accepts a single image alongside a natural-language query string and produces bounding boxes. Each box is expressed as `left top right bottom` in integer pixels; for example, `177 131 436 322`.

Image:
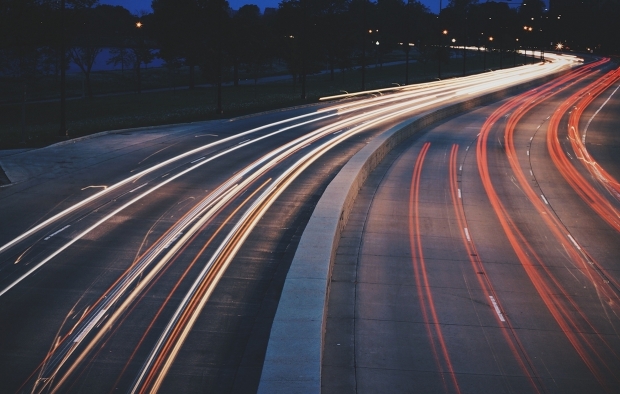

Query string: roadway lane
0 54 584 393
0 103 399 393
323 61 620 393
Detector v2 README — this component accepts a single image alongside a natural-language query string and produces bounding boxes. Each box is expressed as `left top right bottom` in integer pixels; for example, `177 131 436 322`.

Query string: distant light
451 38 456 43
443 30 448 35
489 37 494 41
556 43 564 50
136 21 142 28
375 41 380 45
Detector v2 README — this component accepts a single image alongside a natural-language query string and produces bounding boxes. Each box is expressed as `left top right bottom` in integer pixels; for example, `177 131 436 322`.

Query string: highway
0 53 605 393
322 58 620 393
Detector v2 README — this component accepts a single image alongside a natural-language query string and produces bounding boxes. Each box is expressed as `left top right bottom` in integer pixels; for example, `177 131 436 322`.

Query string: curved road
322 60 620 393
0 54 594 393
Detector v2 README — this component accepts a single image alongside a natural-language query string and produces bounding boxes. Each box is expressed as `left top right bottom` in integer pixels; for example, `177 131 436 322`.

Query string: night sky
99 0 549 15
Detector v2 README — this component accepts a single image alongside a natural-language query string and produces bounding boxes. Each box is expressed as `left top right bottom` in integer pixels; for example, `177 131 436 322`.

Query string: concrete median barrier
258 69 569 393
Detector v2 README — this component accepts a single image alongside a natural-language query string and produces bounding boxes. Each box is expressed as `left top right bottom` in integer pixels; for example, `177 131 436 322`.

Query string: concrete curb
257 69 570 393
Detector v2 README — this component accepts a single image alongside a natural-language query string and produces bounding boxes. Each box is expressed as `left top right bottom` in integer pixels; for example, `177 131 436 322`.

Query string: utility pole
59 0 67 137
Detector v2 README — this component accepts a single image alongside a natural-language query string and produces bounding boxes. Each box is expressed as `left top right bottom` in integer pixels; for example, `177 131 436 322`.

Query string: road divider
258 67 571 393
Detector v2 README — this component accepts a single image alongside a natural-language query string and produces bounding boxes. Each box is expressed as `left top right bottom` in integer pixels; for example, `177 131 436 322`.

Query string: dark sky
99 1 548 15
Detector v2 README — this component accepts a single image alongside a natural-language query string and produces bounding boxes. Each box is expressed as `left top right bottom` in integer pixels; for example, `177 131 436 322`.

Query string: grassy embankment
0 50 535 149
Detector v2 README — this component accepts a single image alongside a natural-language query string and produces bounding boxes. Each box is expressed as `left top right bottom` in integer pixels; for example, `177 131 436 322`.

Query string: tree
152 0 204 89
0 0 56 142
107 47 132 75
66 0 104 98
230 4 263 86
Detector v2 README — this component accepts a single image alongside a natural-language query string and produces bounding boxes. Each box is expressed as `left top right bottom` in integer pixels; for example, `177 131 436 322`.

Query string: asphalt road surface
0 54 606 393
322 61 620 393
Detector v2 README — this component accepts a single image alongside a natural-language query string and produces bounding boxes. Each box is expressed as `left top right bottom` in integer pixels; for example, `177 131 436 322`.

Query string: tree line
1 0 618 102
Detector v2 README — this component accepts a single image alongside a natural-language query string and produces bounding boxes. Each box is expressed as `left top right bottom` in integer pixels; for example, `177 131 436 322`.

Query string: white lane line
465 146 469 151
459 165 463 171
81 185 107 191
73 308 107 344
44 225 70 241
458 189 462 199
190 156 205 164
567 234 581 250
583 83 620 143
238 139 251 145
129 183 148 193
489 296 506 322
541 194 549 205
527 150 530 156
530 170 533 176
464 227 471 242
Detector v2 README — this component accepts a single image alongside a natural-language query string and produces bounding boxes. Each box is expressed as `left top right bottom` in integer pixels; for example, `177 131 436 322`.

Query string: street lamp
486 36 493 70
135 21 143 94
438 29 448 79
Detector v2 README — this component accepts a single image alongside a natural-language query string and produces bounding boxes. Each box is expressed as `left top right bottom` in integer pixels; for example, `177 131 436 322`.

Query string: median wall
258 68 570 393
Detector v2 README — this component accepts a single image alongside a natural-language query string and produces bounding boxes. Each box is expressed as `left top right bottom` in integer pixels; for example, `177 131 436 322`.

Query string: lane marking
190 157 205 164
489 296 506 322
81 185 107 191
541 194 549 205
527 150 530 156
44 225 70 241
458 189 462 199
129 183 148 193
237 139 251 145
583 83 620 143
464 227 471 242
567 234 581 250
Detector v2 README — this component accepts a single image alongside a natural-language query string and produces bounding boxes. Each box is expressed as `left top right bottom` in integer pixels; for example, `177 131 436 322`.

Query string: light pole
487 36 493 70
438 29 447 79
135 21 143 94
514 38 518 66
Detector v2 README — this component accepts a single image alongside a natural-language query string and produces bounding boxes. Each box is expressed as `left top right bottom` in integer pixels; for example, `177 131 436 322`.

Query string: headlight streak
129 80 503 392
31 184 241 394
23 90 413 393
0 110 339 256
0 54 580 264
2 63 521 298
130 98 434 394
14 53 584 393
